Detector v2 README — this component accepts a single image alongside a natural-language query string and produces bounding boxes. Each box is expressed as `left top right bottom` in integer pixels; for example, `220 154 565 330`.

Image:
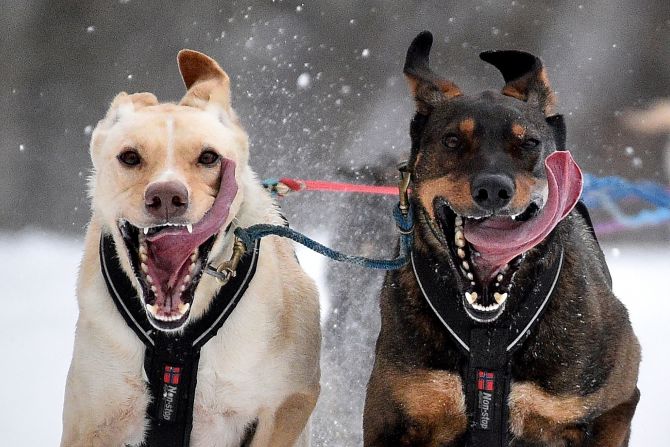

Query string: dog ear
404 31 462 114
98 91 159 126
480 50 555 115
546 114 566 150
177 49 232 112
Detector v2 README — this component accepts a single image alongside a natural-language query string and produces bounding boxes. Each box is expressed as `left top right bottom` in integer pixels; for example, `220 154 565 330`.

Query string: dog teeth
145 303 158 315
497 274 504 282
494 292 508 304
183 274 191 284
465 292 477 304
140 252 147 263
462 260 469 271
455 216 463 226
178 302 190 314
457 248 466 259
186 224 193 234
455 230 465 248
146 275 153 284
151 285 158 293
143 227 149 235
141 263 148 274
467 272 474 280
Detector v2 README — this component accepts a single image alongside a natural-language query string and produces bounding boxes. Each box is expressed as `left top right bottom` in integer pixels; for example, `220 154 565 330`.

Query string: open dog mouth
119 221 215 329
432 151 583 323
435 200 521 323
116 159 239 331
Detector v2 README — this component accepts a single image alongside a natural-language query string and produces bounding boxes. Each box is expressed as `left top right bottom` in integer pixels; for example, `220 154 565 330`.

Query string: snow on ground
0 230 667 446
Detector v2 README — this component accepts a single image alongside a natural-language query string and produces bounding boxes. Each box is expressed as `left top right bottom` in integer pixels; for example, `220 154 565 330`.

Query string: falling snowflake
296 73 312 90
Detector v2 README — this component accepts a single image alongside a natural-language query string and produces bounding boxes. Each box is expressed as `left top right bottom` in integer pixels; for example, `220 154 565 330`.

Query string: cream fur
61 50 320 447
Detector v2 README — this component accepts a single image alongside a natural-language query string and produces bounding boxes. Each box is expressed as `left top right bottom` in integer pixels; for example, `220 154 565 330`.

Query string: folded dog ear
404 31 462 114
480 50 555 115
99 91 159 126
178 49 232 112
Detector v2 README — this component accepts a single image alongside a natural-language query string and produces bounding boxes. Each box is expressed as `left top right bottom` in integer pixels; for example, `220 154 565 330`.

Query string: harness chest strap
99 235 261 447
411 242 564 447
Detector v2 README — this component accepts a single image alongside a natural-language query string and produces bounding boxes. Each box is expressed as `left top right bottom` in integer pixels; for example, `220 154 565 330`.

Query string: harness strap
412 236 564 447
100 235 261 447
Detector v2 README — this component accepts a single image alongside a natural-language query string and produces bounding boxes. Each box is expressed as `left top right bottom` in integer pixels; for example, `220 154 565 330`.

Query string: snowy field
0 230 667 446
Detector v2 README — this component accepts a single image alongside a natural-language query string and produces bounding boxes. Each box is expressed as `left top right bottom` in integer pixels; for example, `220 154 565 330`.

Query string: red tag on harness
475 370 496 430
159 364 182 422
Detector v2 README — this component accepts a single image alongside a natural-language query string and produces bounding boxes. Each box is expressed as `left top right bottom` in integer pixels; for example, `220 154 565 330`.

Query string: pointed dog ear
404 31 462 114
177 49 232 112
480 50 555 116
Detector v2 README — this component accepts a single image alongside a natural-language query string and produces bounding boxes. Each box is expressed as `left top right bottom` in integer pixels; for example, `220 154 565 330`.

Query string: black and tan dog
364 31 640 447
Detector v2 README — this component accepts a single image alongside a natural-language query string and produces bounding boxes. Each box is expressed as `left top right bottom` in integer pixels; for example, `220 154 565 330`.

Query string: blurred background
1 0 669 445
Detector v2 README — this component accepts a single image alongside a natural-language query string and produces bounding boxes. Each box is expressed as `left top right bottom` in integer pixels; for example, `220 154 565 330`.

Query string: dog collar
99 234 260 447
411 231 564 447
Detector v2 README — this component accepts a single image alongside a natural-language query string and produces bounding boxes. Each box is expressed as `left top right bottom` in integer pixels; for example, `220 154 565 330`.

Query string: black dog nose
471 174 515 211
144 181 189 219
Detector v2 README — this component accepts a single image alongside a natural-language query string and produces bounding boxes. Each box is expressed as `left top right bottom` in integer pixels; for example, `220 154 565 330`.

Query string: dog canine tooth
494 292 508 304
178 302 190 314
465 292 476 304
145 303 158 315
143 227 149 235
186 224 193 234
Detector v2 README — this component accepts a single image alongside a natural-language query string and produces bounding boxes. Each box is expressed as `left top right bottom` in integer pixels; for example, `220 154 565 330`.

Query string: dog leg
364 367 468 447
586 388 640 447
249 390 319 447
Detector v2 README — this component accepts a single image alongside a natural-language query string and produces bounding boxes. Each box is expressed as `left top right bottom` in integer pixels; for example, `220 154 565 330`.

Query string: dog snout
471 174 515 211
144 181 189 219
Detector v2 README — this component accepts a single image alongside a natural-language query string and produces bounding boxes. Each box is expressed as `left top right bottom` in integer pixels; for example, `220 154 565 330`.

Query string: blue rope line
234 204 414 270
581 173 670 228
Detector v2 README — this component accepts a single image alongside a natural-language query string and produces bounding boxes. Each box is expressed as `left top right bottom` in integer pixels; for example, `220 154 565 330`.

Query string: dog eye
198 149 220 166
442 134 461 150
522 138 540 149
117 149 141 167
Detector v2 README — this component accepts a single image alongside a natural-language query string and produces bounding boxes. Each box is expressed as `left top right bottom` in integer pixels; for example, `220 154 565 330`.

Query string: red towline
276 178 399 196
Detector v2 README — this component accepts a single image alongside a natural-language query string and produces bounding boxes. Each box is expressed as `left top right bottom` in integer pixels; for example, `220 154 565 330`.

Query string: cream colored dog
61 50 320 447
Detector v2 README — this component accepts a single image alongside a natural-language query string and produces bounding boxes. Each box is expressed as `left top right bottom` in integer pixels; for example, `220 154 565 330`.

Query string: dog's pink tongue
145 159 238 289
464 151 583 279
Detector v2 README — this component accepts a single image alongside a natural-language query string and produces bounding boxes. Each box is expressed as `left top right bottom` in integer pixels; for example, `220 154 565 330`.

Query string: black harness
411 233 564 447
99 235 260 447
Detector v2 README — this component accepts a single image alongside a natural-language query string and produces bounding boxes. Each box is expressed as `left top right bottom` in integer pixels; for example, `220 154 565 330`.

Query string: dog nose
471 174 515 211
144 181 189 219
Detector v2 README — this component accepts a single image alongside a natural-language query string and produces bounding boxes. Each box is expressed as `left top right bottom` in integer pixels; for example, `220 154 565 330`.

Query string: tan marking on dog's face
89 100 248 230
459 117 475 136
417 175 473 218
511 123 526 139
509 173 547 214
